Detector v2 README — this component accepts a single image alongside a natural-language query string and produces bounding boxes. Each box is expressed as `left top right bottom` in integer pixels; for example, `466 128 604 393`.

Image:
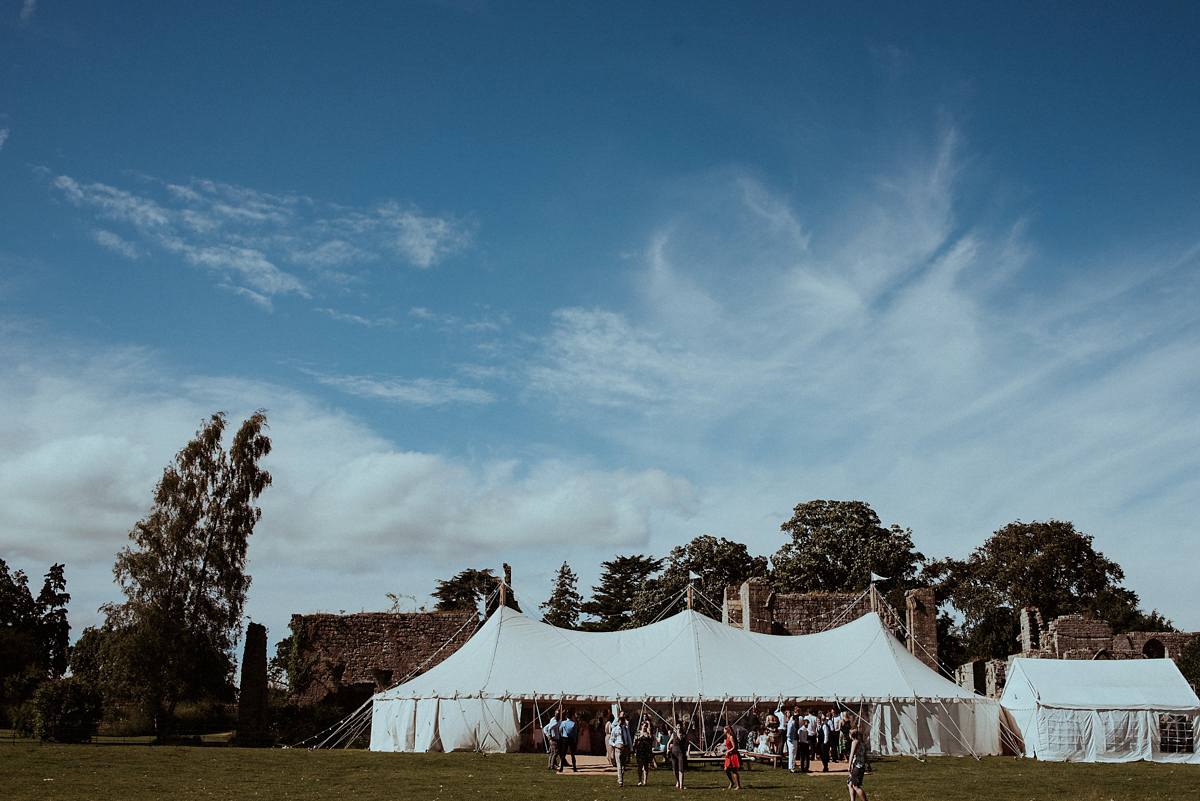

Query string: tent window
1160 714 1195 754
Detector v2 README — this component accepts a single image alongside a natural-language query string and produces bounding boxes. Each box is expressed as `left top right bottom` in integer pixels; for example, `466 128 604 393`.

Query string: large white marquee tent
369 606 1002 756
999 657 1200 763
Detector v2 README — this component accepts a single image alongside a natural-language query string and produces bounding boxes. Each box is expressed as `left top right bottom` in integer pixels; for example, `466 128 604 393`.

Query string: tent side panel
1094 709 1150 762
438 699 479 752
369 697 418 752
1034 708 1093 761
415 699 442 752
478 699 521 753
870 702 918 755
901 701 1001 757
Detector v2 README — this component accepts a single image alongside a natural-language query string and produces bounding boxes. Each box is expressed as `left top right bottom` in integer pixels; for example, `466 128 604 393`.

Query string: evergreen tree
0 560 71 717
579 555 663 631
539 562 582 629
432 568 496 612
630 536 766 626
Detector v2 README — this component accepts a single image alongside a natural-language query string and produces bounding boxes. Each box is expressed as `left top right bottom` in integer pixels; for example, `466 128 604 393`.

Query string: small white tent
369 606 1001 756
1000 657 1200 763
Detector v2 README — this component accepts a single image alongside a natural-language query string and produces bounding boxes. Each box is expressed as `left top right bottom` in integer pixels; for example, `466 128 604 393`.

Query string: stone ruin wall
722 578 940 671
958 608 1199 698
290 611 479 706
771 591 873 636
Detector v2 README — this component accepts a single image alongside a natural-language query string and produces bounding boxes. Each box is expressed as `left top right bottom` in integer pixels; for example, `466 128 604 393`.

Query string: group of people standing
539 704 867 799
604 710 691 790
776 706 851 773
541 707 584 772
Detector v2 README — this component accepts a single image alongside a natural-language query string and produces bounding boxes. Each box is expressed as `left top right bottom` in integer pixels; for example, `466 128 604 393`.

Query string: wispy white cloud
48 172 473 305
375 202 475 268
0 129 8 151
520 127 1200 624
20 0 35 24
528 307 711 408
315 308 396 327
219 284 274 311
409 306 508 333
307 370 495 406
91 230 140 259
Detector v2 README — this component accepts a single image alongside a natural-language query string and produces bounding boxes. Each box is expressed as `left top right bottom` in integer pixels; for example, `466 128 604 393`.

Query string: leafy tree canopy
630 536 767 626
923 519 1172 661
579 555 663 632
539 562 583 629
771 500 923 594
100 411 271 734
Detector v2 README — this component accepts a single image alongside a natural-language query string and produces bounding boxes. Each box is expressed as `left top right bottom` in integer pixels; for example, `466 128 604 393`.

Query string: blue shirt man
559 713 578 772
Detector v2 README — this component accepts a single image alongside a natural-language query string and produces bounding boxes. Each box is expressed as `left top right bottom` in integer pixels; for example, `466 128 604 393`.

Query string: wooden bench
743 752 785 769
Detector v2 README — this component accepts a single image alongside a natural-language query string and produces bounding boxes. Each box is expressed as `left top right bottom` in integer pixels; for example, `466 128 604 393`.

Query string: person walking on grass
610 710 633 787
603 710 616 766
723 723 742 790
668 719 688 790
786 706 800 772
634 718 655 786
846 727 869 801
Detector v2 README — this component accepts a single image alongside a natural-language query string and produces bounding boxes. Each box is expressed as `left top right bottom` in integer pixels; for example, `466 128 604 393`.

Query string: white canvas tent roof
370 606 1001 755
376 606 979 703
1002 657 1200 711
1000 657 1200 763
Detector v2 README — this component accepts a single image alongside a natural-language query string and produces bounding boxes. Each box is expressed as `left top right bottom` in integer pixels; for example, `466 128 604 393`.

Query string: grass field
2 746 1199 801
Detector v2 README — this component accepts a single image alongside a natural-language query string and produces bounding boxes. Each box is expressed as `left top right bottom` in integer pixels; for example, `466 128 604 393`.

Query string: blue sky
2 1 1199 649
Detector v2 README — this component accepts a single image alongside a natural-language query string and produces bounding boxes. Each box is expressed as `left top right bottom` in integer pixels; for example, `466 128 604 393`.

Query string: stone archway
1142 638 1166 659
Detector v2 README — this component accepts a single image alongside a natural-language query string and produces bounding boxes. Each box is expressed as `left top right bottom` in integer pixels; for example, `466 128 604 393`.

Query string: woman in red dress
723 727 742 790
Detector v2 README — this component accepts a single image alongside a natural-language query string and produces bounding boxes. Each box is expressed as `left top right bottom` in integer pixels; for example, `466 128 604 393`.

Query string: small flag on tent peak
870 572 888 583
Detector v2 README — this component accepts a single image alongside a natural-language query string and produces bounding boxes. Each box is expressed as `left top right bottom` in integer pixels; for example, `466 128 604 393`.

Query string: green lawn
1 747 1198 801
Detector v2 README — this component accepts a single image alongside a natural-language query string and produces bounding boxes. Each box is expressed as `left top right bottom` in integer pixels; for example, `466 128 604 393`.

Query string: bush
1179 633 1200 691
173 699 236 733
8 699 36 736
31 677 102 742
268 689 360 747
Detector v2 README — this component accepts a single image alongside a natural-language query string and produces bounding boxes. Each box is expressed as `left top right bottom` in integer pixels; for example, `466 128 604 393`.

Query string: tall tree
771 500 923 594
101 411 271 735
0 560 71 714
35 564 71 679
924 519 1171 661
539 562 583 629
579 555 663 632
629 535 767 626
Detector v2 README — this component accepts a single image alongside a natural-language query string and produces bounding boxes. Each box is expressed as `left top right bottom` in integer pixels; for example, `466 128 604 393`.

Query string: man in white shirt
543 711 561 771
609 710 633 787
